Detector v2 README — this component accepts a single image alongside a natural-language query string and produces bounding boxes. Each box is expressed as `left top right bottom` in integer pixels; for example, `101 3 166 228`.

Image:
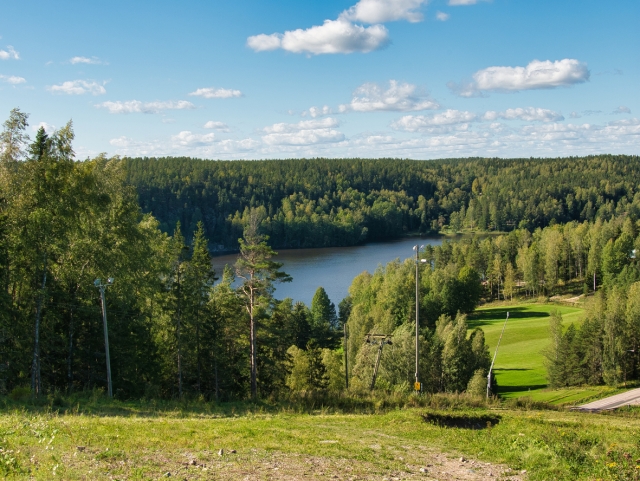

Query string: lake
211 236 444 307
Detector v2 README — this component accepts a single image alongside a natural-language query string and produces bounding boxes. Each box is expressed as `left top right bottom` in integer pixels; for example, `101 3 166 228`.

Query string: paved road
575 387 640 411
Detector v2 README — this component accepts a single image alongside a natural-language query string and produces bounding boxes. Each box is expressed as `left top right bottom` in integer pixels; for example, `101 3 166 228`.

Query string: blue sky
1 0 638 159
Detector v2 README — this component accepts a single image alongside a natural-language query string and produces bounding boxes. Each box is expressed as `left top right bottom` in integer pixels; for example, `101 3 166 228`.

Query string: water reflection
211 236 444 307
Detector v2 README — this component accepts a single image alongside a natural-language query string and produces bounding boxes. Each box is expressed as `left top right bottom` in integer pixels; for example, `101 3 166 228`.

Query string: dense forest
124 154 640 250
3 106 640 401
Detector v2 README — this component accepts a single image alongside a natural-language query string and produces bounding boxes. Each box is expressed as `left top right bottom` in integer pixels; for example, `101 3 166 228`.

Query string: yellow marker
414 382 421 391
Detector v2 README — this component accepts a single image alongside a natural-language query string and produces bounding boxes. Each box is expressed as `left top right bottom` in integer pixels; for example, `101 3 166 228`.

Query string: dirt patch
56 447 525 480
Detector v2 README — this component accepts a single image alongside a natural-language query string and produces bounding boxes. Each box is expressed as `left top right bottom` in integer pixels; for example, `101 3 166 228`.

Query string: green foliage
124 154 640 251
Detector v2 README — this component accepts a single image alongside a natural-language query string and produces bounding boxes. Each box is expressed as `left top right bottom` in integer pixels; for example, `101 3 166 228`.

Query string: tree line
123 154 640 250
4 106 639 399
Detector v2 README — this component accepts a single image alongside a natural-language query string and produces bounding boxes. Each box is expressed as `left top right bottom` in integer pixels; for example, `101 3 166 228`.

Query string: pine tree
310 286 338 348
235 209 291 398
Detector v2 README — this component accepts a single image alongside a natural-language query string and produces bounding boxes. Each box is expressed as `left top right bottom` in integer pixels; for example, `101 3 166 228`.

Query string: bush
8 386 31 401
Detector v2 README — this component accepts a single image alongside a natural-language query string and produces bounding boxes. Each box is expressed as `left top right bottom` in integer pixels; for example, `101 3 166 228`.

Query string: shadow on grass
499 385 548 394
468 306 550 328
422 412 501 429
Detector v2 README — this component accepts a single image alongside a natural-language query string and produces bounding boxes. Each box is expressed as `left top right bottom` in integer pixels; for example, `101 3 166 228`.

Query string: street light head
94 279 101 287
107 277 114 285
413 245 417 251
420 259 428 263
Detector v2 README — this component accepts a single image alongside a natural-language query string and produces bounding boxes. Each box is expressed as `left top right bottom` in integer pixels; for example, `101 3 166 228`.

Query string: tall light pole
414 245 427 393
94 278 114 398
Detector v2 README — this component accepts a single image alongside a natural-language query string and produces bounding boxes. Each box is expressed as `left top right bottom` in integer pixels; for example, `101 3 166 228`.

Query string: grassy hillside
2 398 640 480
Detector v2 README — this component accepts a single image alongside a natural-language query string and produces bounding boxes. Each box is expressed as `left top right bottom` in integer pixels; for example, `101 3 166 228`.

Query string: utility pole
94 278 114 398
344 323 349 389
414 245 427 393
365 334 392 390
487 311 509 398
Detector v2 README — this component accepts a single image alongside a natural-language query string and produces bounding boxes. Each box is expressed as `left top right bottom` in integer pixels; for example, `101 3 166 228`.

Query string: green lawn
468 303 584 401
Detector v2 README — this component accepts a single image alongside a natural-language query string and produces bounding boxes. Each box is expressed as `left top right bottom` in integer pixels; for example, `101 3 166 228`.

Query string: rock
419 467 428 473
76 446 85 452
164 472 171 477
459 457 466 462
521 469 527 474
188 459 197 465
218 449 224 456
230 449 237 453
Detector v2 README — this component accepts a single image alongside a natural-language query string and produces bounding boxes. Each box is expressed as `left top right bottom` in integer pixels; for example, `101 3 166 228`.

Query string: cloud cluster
0 46 19 60
247 19 389 55
204 121 230 131
342 0 427 23
69 56 104 65
172 131 216 147
612 106 631 115
48 80 106 95
97 100 195 114
436 11 450 21
392 110 477 131
189 87 243 99
303 106 333 118
108 115 640 160
448 0 483 5
262 117 344 145
483 107 564 122
340 80 439 112
247 0 431 55
450 59 590 96
0 74 25 84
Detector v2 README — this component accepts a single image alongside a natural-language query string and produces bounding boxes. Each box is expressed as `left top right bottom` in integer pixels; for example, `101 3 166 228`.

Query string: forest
2 107 640 402
124 154 640 250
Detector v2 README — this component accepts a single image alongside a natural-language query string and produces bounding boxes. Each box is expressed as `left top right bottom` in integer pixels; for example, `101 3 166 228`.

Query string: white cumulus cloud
303 106 333 118
436 11 450 21
171 131 216 147
248 18 389 55
32 122 55 133
392 110 477 131
0 74 25 84
450 59 590 96
483 107 564 122
189 87 243 99
96 100 195 114
448 0 481 5
341 0 427 23
0 46 19 60
69 56 104 65
262 117 344 145
48 80 106 95
340 80 439 112
204 121 230 131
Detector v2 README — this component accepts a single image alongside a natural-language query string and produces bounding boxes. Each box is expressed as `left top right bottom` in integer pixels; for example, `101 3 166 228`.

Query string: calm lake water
211 236 444 307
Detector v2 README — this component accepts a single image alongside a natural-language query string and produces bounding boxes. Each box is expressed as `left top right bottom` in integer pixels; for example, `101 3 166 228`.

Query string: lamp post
94 277 114 398
413 245 428 392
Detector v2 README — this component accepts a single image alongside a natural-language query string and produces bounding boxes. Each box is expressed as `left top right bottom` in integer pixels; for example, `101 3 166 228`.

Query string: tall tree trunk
31 252 46 395
250 289 257 399
67 308 74 393
196 308 201 394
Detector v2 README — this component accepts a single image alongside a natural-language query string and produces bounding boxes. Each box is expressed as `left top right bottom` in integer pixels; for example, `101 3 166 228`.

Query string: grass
468 301 586 402
3 395 640 480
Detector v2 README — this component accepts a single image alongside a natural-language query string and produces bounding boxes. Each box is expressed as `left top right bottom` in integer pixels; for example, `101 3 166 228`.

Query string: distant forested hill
123 155 640 250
